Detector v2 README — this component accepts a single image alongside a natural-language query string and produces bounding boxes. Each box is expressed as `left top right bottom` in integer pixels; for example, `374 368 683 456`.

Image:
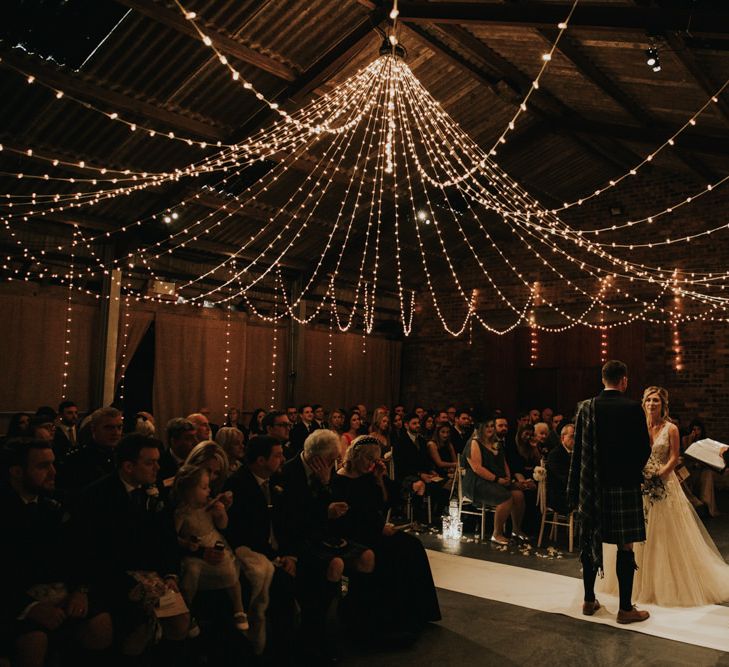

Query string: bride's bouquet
642 456 667 505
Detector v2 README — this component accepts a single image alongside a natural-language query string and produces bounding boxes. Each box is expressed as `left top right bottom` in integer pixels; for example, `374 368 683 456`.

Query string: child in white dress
173 464 248 631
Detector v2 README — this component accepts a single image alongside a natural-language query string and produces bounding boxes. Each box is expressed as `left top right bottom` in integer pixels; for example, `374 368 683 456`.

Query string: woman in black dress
426 423 458 478
462 421 527 544
331 435 441 633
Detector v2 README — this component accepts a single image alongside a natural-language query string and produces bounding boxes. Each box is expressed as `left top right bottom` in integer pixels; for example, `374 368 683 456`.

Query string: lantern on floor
442 498 462 541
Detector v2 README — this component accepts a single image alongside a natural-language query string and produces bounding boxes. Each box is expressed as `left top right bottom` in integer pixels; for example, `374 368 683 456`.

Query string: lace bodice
650 422 671 464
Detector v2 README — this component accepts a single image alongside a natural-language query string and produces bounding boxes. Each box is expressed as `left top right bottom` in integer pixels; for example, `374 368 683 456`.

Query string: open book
684 438 728 472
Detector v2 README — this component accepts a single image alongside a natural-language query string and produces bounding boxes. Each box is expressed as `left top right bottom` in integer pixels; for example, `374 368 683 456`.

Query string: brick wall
400 173 729 439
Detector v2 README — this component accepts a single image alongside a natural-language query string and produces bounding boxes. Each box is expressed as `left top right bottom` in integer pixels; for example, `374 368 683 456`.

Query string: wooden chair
536 473 575 552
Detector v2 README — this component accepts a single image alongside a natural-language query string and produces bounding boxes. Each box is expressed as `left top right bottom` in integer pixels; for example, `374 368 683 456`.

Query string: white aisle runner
427 549 729 653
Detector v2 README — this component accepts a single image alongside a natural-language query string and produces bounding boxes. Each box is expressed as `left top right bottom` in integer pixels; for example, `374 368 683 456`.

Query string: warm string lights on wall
529 283 539 367
672 274 683 372
269 276 280 411
117 275 132 403
60 232 76 399
598 275 612 364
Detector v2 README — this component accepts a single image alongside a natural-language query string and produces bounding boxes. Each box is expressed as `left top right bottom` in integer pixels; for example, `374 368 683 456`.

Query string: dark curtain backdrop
295 327 402 412
0 290 99 412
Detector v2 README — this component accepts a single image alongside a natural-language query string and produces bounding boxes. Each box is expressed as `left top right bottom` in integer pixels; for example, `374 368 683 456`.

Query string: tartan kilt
600 486 646 544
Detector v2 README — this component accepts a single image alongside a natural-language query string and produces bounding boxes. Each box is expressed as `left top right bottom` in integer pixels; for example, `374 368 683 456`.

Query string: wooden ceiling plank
113 0 297 81
230 9 387 142
663 31 729 127
396 2 729 37
537 29 714 180
0 47 227 141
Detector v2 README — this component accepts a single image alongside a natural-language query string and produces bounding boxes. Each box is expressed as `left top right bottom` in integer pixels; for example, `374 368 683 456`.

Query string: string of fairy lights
3 0 729 409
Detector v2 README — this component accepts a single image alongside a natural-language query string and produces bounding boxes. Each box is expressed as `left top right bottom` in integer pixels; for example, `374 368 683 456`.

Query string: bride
598 386 729 607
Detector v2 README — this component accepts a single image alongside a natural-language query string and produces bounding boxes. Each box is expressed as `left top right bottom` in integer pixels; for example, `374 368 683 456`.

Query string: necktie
261 481 278 550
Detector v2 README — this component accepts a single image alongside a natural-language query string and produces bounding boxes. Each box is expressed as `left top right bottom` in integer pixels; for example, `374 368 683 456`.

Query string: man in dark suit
393 414 449 520
225 435 296 656
52 400 80 463
157 417 197 489
450 410 473 455
1 439 112 666
568 360 651 624
74 434 189 657
288 405 317 459
57 407 123 497
281 428 374 663
546 423 574 514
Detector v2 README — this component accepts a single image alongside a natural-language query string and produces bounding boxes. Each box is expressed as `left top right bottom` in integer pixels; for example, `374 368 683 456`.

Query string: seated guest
369 409 391 455
289 405 317 458
198 407 219 439
340 411 362 460
5 412 31 439
134 412 155 438
356 403 369 435
313 405 328 429
516 411 530 430
172 464 248 633
285 406 299 426
533 422 552 457
224 408 248 438
435 411 450 428
186 413 211 443
393 414 449 519
552 413 565 434
329 409 346 437
508 423 535 483
57 407 123 495
262 410 294 459
450 410 473 455
426 423 458 477
546 423 574 514
248 409 266 439
53 400 80 463
30 414 55 443
529 409 541 425
215 427 245 472
281 429 375 661
462 421 526 544
332 436 441 632
391 412 403 442
184 441 230 496
420 413 435 441
224 436 295 656
74 434 189 658
158 417 197 488
1 440 112 666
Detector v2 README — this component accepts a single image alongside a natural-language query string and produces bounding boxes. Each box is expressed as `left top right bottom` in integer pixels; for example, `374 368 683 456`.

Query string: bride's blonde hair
642 386 669 419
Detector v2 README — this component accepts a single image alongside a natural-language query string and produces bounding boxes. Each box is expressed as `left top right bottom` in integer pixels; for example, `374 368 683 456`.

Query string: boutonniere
145 485 160 498
273 485 284 495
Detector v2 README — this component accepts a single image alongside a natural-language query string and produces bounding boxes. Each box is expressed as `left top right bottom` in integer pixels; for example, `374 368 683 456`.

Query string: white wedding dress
598 421 729 606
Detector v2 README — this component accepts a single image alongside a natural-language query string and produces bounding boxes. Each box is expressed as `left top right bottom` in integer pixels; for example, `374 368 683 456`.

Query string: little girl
173 463 248 632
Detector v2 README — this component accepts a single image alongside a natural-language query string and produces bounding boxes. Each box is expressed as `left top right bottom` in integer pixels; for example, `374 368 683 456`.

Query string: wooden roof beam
113 0 297 82
230 8 387 143
0 46 227 141
420 24 642 174
396 2 729 37
537 29 716 180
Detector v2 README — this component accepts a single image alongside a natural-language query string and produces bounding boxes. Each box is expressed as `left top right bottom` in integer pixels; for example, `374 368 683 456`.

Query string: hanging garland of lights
3 0 729 343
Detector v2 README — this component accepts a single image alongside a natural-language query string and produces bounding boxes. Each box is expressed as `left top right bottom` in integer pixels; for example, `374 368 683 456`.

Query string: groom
568 360 652 623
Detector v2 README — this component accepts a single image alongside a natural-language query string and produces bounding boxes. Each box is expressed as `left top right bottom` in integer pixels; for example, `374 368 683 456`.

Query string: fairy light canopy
3 0 729 337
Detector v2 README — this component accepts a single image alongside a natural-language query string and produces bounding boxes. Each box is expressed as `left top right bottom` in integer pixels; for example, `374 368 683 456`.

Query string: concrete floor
342 491 729 666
